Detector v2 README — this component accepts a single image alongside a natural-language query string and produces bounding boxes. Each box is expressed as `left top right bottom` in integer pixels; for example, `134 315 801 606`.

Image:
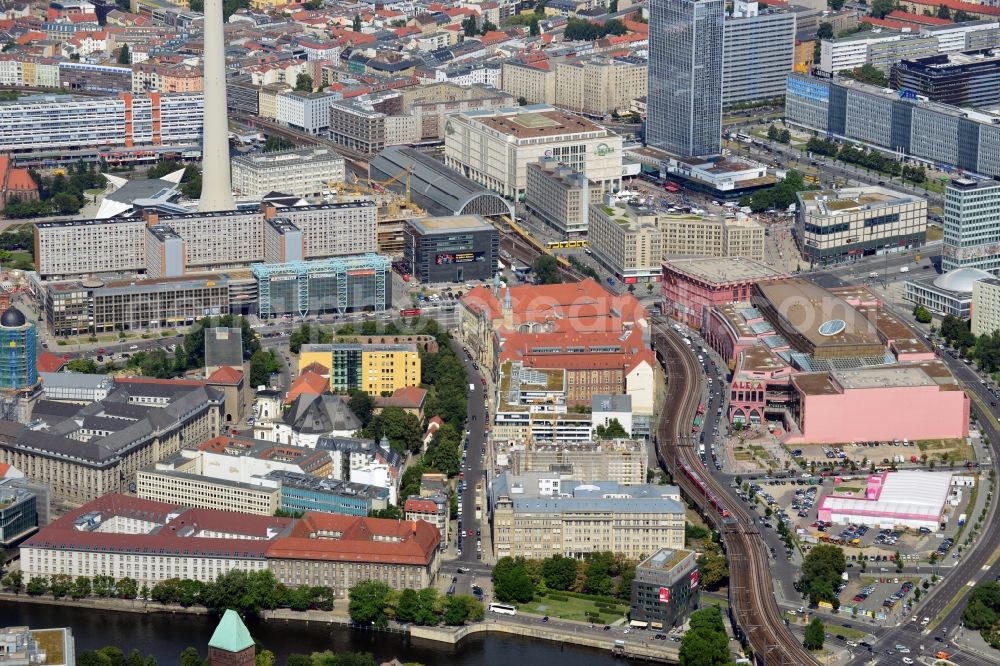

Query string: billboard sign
659 587 670 604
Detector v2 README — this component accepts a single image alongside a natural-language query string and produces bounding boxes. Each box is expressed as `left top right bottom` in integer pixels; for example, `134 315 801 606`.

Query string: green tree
264 136 295 153
533 254 562 284
913 304 932 324
66 358 101 374
72 576 92 599
583 551 615 596
179 648 203 666
817 22 833 39
492 557 536 603
828 0 845 9
963 581 1000 630
541 554 578 591
804 617 825 650
529 16 540 35
697 545 730 590
49 574 73 598
348 580 393 627
679 606 733 666
395 588 422 623
52 191 82 214
870 0 894 17
936 3 951 18
462 15 478 36
295 73 313 92
117 44 131 64
288 322 332 354
800 544 846 605
249 350 280 387
116 577 139 599
443 595 483 625
594 418 629 439
347 390 376 426
353 14 362 31
255 651 274 666
26 576 48 596
363 407 423 455
2 570 23 593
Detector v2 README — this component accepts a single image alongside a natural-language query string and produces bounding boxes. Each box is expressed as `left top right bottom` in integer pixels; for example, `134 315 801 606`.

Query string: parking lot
738 474 973 571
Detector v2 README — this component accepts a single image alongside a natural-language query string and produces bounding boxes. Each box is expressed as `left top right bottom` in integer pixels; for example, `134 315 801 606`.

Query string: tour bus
629 620 649 629
489 603 517 615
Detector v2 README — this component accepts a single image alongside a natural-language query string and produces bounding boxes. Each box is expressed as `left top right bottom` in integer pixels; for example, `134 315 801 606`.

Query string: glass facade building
0 309 36 391
647 0 724 157
253 254 392 319
0 482 39 547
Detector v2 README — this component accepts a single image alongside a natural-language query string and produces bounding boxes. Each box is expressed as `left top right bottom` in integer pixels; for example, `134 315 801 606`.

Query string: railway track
652 320 816 666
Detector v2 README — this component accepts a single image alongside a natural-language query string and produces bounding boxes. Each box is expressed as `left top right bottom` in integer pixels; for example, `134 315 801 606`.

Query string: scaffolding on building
252 254 391 319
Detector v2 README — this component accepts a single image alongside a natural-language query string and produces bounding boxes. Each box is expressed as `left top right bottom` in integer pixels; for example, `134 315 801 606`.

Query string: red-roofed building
286 369 329 404
375 386 427 419
267 512 441 593
206 365 247 425
462 278 654 413
36 352 66 374
860 16 909 29
21 494 293 586
0 155 39 208
898 0 1000 18
404 494 448 549
886 9 952 26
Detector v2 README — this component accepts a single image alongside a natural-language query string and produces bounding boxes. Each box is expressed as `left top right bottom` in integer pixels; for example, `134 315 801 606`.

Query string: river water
1 601 636 666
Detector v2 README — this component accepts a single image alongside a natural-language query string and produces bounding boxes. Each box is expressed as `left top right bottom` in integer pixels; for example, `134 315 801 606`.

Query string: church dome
0 307 26 328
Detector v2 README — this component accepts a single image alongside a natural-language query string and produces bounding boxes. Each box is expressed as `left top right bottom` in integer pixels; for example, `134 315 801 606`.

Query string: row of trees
563 17 627 41
491 553 636 602
805 136 928 185
79 645 400 666
347 580 484 628
3 570 332 615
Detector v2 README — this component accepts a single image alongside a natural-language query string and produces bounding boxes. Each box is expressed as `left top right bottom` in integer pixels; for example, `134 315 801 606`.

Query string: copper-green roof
208 610 254 653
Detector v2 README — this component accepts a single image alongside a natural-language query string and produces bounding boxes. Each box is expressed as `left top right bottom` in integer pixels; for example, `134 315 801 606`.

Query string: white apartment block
444 105 622 199
34 202 378 278
137 467 281 515
500 61 556 105
920 20 1000 52
275 90 340 134
820 32 899 74
554 57 647 117
34 219 147 277
588 200 665 282
0 92 202 152
972 277 1000 337
231 147 346 201
525 158 604 234
275 202 378 259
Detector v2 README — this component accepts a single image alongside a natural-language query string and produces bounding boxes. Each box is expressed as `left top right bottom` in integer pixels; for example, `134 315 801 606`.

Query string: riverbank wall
1 593 677 663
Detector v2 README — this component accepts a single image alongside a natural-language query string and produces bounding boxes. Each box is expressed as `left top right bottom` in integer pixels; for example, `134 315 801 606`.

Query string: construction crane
368 167 413 206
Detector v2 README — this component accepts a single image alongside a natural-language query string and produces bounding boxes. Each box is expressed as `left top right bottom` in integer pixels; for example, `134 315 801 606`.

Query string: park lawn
31 629 65 665
926 226 943 241
915 438 973 462
519 594 629 625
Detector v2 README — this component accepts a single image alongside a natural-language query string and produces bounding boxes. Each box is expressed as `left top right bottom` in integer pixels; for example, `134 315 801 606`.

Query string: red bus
400 308 421 317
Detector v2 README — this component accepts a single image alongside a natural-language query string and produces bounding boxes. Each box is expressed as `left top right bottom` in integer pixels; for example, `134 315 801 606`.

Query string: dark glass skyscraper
647 0 725 157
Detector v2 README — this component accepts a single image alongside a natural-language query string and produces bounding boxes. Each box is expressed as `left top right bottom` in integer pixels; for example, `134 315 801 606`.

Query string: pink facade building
817 471 953 530
662 258 785 330
729 346 795 427
789 364 969 444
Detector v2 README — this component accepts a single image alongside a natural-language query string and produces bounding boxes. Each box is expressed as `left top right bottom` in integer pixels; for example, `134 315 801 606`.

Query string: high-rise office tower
647 0 724 157
199 0 236 212
943 178 1000 274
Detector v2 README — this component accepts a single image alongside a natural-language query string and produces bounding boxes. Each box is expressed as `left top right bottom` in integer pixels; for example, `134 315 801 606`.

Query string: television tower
198 0 236 212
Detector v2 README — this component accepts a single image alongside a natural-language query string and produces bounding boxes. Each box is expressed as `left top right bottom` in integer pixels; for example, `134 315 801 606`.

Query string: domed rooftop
932 267 995 294
0 307 26 328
